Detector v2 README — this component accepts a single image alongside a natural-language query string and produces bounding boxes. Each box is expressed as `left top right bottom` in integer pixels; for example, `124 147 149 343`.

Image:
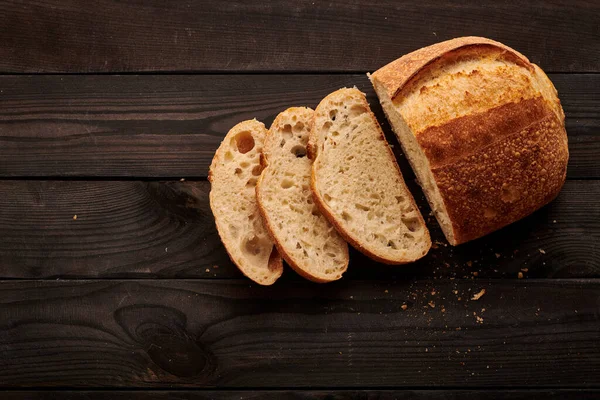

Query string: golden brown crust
418 97 549 169
433 112 568 244
371 37 569 245
371 36 532 100
309 88 431 264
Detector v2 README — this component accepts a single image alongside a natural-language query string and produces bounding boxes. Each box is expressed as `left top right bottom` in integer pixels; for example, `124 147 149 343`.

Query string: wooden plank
4 389 600 399
0 180 597 279
0 1 598 73
0 279 598 387
0 74 597 178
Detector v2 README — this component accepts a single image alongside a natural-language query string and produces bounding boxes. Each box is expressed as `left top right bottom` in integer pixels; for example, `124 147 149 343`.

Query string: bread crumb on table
518 272 524 279
428 301 435 308
73 215 77 220
539 248 546 254
495 253 501 258
521 267 528 272
401 304 408 310
471 289 486 301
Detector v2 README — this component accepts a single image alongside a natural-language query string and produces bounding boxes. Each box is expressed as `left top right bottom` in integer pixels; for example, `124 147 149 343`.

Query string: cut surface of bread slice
256 107 349 283
308 88 431 264
209 119 283 285
370 36 569 245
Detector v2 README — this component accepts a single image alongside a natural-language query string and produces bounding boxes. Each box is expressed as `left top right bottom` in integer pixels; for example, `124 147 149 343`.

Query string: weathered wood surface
1 279 598 387
0 179 597 279
0 74 596 178
1 0 598 73
4 389 600 399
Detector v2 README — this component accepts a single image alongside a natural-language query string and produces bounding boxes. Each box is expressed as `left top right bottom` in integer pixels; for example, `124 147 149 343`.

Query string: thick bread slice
256 107 349 283
370 36 569 245
308 88 431 264
209 119 283 285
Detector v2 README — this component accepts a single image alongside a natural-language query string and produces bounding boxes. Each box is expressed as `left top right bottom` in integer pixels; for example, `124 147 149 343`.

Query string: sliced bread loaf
308 88 431 264
209 119 283 285
256 107 349 283
370 37 569 245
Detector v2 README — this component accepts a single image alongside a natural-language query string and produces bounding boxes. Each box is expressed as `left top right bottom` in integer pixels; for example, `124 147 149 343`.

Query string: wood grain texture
0 279 598 387
0 180 598 279
0 0 598 73
0 74 597 178
4 390 600 399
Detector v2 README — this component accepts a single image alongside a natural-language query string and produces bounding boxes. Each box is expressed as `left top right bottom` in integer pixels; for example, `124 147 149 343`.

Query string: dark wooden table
0 1 599 399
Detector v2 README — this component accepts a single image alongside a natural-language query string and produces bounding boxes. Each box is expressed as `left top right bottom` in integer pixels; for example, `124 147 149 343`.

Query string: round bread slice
256 107 349 283
209 119 283 285
308 88 431 264
370 36 569 245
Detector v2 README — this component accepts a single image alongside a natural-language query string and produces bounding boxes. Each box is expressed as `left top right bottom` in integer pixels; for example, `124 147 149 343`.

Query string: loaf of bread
370 37 569 245
256 107 349 282
308 88 431 264
209 119 283 285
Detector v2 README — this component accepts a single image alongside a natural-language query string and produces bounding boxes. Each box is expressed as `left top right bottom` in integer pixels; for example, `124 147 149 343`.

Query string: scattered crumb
350 296 354 299
458 297 462 301
453 290 458 295
431 242 439 249
466 261 473 267
205 268 210 273
518 272 524 279
213 265 219 269
180 178 185 182
441 308 446 313
431 290 436 295
476 316 484 324
339 352 343 355
401 304 408 310
384 289 388 293
165 247 168 253
471 289 486 301
73 215 77 220
428 301 436 308
481 308 486 312
553 220 557 223
495 253 501 258
521 267 528 272
539 248 546 254
472 271 479 277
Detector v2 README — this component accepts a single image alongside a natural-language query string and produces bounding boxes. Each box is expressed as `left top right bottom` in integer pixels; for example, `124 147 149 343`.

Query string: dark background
0 1 599 398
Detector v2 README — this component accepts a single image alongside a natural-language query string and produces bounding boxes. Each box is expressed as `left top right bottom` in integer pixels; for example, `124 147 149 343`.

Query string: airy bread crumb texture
310 88 431 264
257 107 349 282
209 119 282 285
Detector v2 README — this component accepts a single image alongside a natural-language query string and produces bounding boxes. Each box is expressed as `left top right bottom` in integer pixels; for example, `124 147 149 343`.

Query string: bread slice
209 119 283 285
256 107 349 283
308 88 431 264
370 37 569 245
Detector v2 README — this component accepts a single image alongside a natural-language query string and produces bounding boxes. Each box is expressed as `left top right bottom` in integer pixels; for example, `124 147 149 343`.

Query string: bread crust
256 107 349 283
309 88 431 264
371 37 569 245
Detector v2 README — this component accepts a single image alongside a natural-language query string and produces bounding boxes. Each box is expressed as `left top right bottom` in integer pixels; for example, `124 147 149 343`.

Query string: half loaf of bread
256 107 349 282
370 36 569 245
209 119 283 285
308 88 431 264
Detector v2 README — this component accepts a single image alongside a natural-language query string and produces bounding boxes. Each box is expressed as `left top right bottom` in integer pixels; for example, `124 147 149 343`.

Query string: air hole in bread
322 121 333 131
367 210 375 220
395 195 405 204
280 139 286 147
370 193 380 200
349 104 367 118
387 240 398 249
281 179 294 189
402 217 420 232
293 122 304 133
246 178 257 187
324 194 332 203
325 268 333 274
291 145 307 158
282 124 293 139
234 131 255 154
296 242 302 249
234 168 242 176
252 165 263 176
224 151 234 162
332 131 340 137
311 206 320 216
240 161 250 169
346 155 354 161
341 211 352 221
243 236 262 256
229 224 238 238
329 110 337 121
355 203 370 211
